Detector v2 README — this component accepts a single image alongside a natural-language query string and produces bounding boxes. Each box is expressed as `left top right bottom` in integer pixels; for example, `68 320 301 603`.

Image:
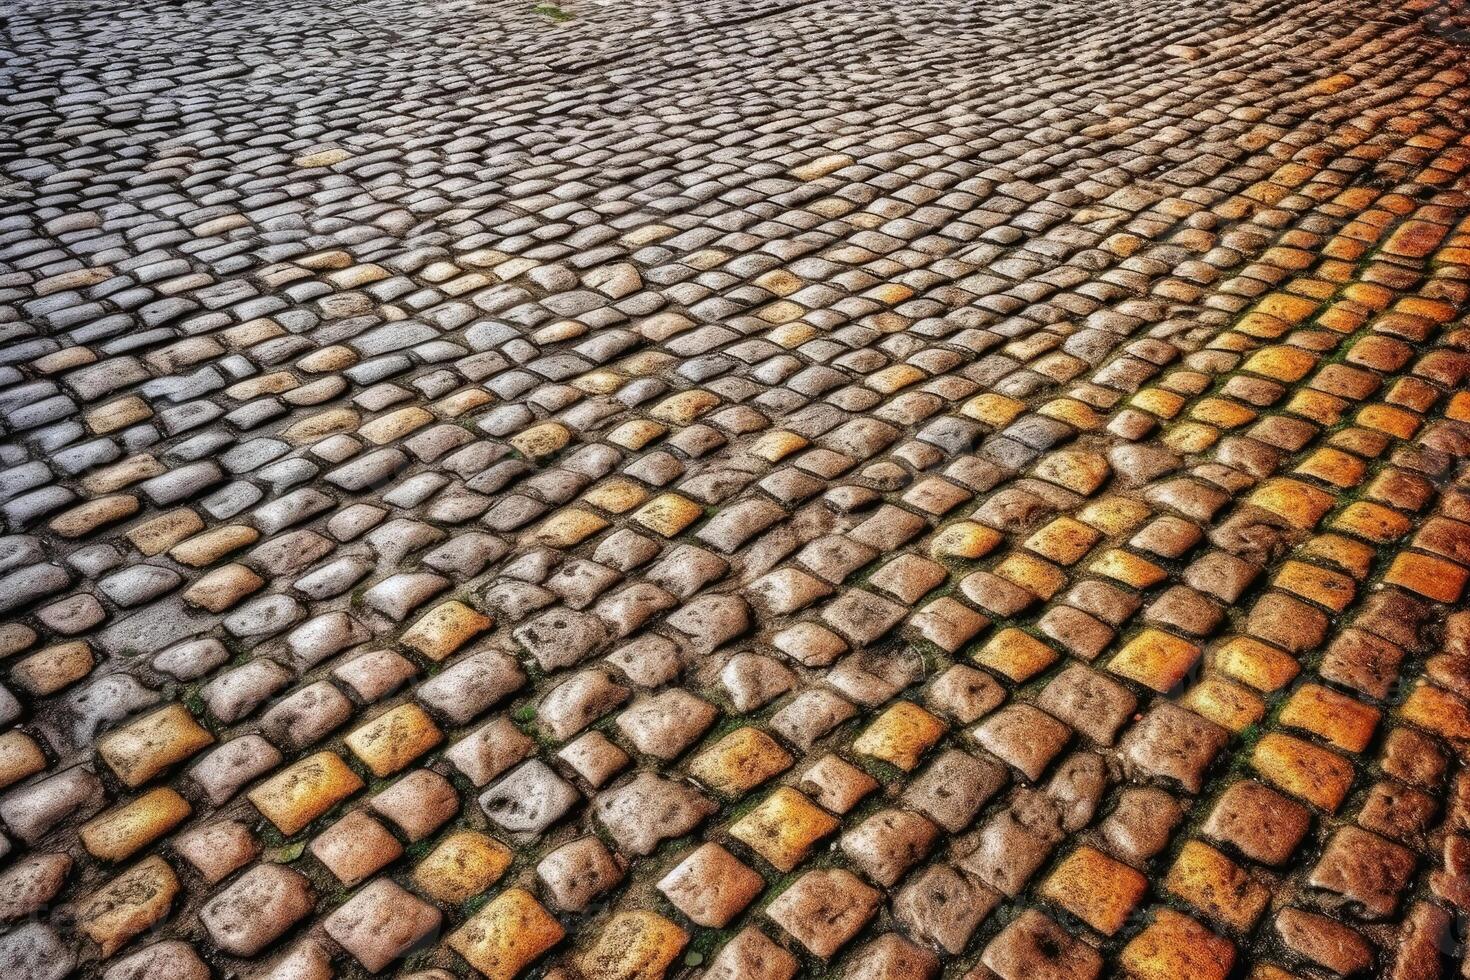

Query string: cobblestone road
4 0 1470 977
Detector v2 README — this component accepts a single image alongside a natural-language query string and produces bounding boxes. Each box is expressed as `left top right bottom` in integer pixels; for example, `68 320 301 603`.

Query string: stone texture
0 3 1465 975
198 864 313 958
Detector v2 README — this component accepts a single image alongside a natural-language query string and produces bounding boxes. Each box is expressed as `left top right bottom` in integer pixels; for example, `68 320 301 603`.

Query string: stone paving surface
3 0 1470 976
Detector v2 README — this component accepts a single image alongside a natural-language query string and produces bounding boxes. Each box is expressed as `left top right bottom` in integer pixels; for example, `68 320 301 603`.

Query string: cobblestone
3 0 1470 975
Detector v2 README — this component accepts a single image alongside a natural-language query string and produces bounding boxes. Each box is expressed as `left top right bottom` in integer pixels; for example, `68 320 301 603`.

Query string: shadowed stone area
3 0 1470 976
